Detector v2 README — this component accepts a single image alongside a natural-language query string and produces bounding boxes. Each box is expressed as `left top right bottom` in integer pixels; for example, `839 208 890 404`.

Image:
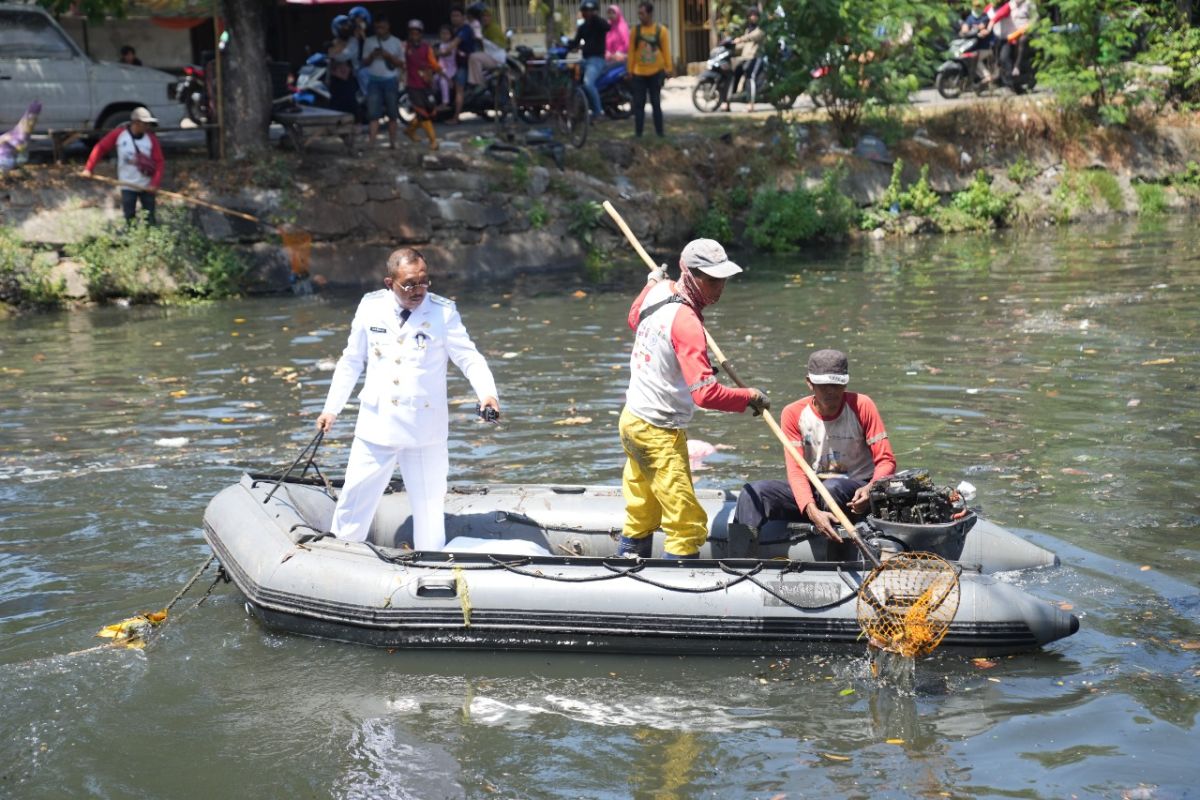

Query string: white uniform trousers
331 437 449 550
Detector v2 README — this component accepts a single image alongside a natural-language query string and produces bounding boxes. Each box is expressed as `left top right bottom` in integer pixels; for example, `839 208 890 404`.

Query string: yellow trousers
619 407 709 556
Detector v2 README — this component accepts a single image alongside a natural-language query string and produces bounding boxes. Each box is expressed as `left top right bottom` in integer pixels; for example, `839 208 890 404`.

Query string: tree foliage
766 0 949 140
1139 10 1200 110
1033 0 1147 124
38 0 126 23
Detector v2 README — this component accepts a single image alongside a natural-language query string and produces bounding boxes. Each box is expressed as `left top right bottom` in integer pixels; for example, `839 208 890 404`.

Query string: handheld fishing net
856 552 961 658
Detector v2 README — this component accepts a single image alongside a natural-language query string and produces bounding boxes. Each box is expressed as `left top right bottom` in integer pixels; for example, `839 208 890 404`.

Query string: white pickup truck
0 3 185 133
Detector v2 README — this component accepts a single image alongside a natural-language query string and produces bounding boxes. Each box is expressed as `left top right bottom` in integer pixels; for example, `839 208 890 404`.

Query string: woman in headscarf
605 4 630 63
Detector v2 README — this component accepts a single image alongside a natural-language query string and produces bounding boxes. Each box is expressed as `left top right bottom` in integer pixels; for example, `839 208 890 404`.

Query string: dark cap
807 349 849 385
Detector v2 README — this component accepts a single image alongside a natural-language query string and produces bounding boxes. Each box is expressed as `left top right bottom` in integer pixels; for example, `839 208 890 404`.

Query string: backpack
633 24 664 55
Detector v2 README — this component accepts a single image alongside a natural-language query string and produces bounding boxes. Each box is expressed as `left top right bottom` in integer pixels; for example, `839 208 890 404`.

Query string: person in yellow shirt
625 1 672 137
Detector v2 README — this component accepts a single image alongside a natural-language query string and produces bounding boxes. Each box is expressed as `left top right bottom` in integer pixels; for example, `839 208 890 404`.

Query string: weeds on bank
1006 155 1039 186
67 209 248 302
1133 181 1167 216
528 200 548 229
862 160 1013 233
694 206 734 242
744 166 856 252
0 228 65 309
1051 168 1126 223
566 200 609 280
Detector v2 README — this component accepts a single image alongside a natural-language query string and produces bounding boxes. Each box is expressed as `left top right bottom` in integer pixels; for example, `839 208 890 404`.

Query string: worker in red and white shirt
81 106 164 226
618 238 770 559
734 349 896 541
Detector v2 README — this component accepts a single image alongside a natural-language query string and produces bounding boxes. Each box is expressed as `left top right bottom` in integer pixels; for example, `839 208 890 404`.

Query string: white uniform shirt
322 289 498 448
362 34 405 79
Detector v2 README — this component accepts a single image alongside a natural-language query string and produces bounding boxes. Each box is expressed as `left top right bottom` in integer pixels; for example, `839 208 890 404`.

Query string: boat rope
162 554 218 615
21 554 225 661
359 545 858 611
264 430 325 504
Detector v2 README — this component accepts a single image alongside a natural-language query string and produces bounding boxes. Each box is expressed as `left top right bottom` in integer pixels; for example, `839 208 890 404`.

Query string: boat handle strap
264 430 325 504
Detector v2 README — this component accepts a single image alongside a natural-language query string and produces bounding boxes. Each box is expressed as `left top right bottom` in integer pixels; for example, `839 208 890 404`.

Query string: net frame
856 552 961 658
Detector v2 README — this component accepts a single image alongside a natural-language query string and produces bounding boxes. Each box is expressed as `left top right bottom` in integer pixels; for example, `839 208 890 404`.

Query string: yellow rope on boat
455 565 472 627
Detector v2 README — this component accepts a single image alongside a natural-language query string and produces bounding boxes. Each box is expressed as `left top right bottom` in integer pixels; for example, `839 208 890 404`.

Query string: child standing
434 24 457 110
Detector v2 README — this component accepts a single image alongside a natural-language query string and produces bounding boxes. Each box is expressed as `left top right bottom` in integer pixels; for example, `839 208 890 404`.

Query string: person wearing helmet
347 6 373 100
328 14 362 118
571 0 611 119
401 19 442 150
348 5 372 31
727 7 765 112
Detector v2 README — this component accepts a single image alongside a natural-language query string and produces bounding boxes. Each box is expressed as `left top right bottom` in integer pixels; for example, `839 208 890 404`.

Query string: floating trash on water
96 609 168 649
553 416 592 426
155 437 189 447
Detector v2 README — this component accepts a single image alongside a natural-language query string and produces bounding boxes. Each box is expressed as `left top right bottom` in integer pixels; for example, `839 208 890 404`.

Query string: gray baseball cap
807 349 849 385
680 238 742 279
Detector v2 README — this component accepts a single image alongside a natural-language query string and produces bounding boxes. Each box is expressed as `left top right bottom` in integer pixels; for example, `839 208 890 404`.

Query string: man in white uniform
316 248 500 549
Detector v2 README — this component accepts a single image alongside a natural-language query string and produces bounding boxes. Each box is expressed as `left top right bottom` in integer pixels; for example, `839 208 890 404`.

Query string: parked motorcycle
174 64 209 124
692 38 735 112
934 35 998 99
290 53 331 107
595 61 631 119
692 38 795 112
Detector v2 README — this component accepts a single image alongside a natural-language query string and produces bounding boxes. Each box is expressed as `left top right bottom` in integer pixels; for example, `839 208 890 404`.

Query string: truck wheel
97 109 133 133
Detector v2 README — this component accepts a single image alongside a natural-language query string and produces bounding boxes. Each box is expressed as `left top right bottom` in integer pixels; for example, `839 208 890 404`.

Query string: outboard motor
865 469 977 559
868 469 970 524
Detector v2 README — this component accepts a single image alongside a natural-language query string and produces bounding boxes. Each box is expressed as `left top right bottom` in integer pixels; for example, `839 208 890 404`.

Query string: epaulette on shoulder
428 293 456 308
365 288 390 300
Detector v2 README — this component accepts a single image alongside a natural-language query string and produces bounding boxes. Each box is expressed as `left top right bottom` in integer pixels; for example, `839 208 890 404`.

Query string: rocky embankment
4 101 1200 309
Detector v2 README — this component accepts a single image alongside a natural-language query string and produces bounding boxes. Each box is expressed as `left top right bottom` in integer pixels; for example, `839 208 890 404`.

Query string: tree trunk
219 0 272 159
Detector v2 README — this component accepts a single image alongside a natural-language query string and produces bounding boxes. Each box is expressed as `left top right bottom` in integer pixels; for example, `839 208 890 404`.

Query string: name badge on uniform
414 332 429 351
369 326 387 333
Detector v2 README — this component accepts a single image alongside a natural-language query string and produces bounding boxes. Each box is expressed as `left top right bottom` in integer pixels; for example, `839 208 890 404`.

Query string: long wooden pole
601 200 880 565
84 173 265 225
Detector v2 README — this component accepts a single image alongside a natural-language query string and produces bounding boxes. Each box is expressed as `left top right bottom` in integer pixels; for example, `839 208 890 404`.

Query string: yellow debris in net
96 609 168 650
857 553 960 659
454 566 472 627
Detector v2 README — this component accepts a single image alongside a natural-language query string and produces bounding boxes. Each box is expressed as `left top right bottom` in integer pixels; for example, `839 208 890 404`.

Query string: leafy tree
37 0 272 157
1033 0 1146 124
1138 12 1200 110
766 0 949 140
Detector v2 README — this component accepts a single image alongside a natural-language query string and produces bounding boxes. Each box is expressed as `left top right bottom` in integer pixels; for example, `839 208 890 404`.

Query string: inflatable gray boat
202 471 1078 657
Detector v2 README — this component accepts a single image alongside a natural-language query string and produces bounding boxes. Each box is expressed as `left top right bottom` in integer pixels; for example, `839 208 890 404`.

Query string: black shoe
617 535 653 558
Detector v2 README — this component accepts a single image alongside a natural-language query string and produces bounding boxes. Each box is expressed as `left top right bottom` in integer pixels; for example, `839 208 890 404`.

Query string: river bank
3 96 1200 312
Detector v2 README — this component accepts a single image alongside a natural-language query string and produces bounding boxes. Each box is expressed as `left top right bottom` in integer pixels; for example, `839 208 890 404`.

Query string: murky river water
1 221 1197 799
